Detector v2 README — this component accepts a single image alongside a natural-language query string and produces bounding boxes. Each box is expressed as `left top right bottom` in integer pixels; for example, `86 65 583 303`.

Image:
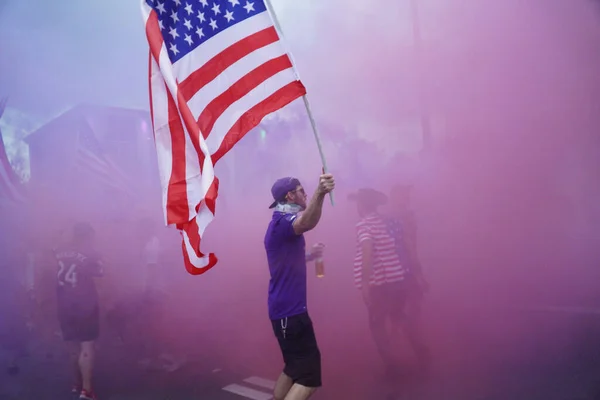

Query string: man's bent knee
274 372 293 400
80 341 95 358
284 383 317 400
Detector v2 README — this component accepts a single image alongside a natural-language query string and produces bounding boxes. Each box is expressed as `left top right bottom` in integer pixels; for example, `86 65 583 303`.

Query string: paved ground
2 302 600 400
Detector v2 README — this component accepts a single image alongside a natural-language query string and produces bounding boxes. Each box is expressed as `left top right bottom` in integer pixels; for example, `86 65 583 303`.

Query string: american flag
142 0 306 275
77 122 136 198
0 97 27 205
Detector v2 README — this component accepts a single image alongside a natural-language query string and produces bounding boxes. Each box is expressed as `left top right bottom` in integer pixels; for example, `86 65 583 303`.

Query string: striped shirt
353 213 406 289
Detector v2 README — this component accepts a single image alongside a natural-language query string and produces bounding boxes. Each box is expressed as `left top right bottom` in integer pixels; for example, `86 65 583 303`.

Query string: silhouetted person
106 217 183 372
0 205 31 378
0 209 29 378
349 188 429 379
137 217 183 372
388 184 430 340
387 184 431 367
54 222 103 400
265 174 335 400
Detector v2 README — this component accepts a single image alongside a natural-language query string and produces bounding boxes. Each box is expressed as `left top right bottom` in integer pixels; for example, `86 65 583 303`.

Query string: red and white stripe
141 2 306 275
353 214 406 289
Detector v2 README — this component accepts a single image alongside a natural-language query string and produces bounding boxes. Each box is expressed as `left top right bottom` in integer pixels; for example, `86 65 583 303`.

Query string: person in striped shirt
349 188 429 377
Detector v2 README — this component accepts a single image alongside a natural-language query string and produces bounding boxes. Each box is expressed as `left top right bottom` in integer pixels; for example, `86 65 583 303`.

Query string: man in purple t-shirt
264 173 335 400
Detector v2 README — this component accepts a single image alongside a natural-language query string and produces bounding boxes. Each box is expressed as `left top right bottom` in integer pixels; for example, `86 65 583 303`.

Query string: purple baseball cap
269 177 301 209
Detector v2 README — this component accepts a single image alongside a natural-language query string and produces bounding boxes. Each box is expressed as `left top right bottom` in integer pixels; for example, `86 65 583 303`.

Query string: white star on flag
243 1 254 13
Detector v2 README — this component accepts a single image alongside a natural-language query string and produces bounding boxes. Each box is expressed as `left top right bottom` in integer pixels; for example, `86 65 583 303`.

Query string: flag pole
263 0 335 206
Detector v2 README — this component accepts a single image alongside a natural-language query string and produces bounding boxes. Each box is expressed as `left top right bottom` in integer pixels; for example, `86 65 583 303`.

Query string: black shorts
58 305 100 342
271 312 322 388
368 281 409 325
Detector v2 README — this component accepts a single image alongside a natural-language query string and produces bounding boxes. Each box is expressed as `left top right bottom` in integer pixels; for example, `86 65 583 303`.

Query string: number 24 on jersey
57 261 78 288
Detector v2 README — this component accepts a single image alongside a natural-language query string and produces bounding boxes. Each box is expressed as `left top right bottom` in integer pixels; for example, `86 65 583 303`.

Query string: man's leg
369 311 395 367
285 315 321 400
69 342 82 390
283 383 317 400
60 314 83 394
274 373 318 400
368 287 397 369
79 341 95 393
273 372 293 400
3 331 26 376
401 309 431 368
271 313 321 400
2 303 29 376
390 283 431 369
72 306 100 399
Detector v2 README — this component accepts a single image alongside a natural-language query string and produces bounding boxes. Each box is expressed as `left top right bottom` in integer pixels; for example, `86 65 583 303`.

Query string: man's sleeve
275 214 299 239
357 224 373 244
